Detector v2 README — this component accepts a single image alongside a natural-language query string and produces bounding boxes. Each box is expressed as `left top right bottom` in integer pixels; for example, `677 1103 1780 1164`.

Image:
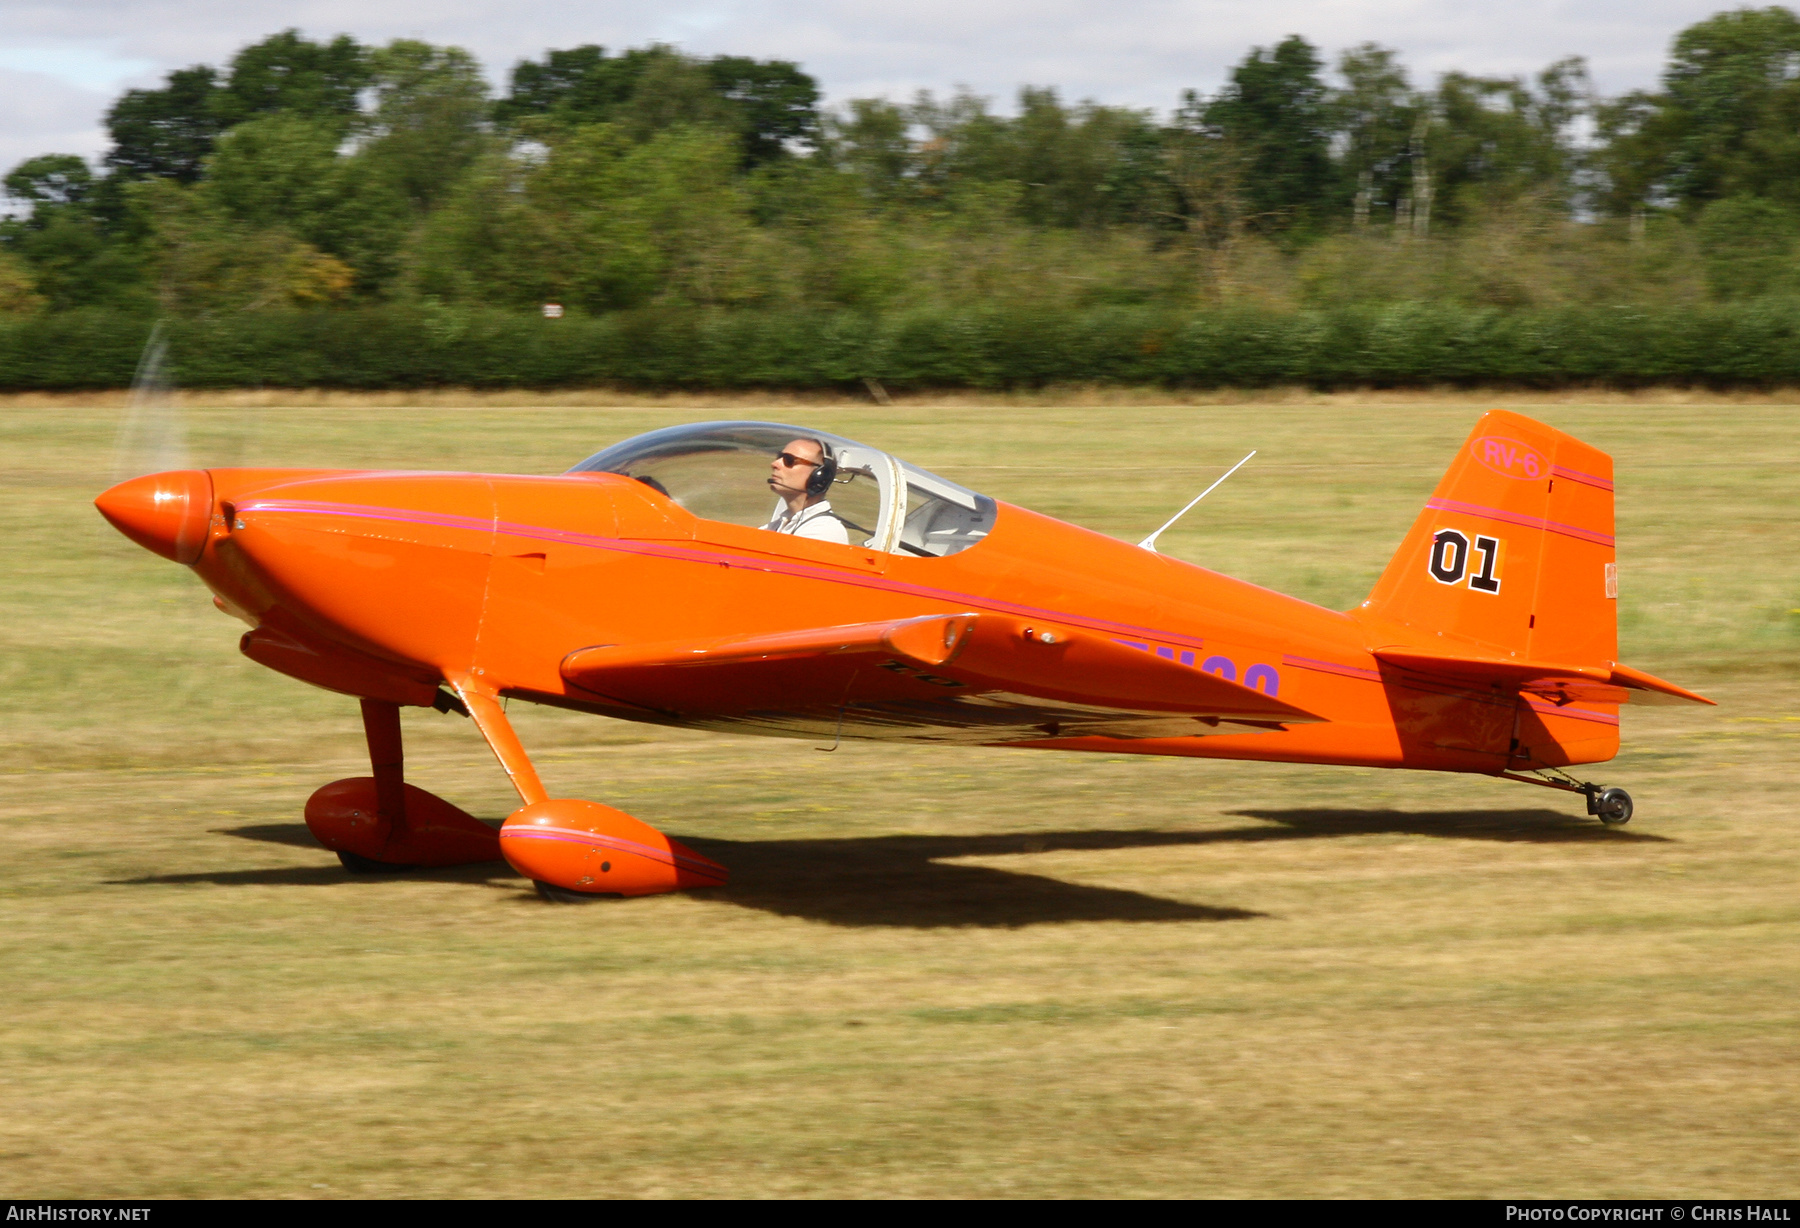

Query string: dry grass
0 397 1795 1198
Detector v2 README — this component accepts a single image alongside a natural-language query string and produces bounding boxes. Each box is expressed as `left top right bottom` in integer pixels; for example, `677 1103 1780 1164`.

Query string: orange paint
95 411 1710 898
501 799 728 897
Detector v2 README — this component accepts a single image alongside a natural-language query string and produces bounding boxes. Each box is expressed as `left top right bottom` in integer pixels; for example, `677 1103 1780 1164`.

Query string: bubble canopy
568 421 997 558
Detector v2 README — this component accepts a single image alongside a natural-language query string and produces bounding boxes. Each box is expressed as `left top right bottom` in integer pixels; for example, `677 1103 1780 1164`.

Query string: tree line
5 9 1800 321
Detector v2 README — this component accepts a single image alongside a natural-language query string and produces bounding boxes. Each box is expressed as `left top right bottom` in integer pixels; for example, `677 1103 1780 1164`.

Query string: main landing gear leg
446 676 728 902
1499 768 1634 825
304 698 503 870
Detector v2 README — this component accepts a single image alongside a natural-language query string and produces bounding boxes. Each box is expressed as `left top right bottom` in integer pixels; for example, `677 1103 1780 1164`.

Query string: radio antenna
1137 450 1256 553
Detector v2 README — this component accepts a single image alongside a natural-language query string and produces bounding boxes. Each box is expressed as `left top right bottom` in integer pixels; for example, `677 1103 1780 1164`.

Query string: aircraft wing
560 612 1322 743
1372 646 1715 707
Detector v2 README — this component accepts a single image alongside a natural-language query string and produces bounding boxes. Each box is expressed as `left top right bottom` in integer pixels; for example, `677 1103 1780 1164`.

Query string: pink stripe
243 498 1618 736
242 499 1214 651
1426 497 1614 547
500 825 725 877
1285 653 1550 712
1552 464 1613 493
1282 653 1381 682
1522 698 1620 727
501 827 675 866
242 500 495 536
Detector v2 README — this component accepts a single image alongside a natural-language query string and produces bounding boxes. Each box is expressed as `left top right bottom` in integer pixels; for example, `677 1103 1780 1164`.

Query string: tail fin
1361 410 1617 667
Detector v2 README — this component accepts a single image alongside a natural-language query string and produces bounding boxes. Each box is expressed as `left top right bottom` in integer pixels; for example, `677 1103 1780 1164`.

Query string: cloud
0 65 111 171
0 44 157 91
0 0 1728 169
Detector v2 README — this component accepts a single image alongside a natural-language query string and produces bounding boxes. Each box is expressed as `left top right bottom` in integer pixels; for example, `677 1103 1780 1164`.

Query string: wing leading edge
560 612 1321 743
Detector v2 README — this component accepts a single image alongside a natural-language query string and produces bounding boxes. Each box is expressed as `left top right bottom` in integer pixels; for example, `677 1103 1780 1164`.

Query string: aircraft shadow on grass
111 805 1666 929
1227 806 1673 845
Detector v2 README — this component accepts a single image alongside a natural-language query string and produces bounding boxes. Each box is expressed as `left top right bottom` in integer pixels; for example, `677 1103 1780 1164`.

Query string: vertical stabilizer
1360 410 1617 669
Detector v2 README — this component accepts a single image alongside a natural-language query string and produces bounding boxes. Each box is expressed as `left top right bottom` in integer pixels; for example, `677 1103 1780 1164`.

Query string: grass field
2 393 1795 1198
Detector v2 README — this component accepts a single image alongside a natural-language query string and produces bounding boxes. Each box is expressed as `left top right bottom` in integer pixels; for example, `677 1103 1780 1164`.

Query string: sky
0 0 1743 172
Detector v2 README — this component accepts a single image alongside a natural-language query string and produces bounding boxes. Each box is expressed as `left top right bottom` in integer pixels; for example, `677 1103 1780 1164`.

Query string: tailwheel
1592 786 1634 826
534 880 624 904
337 850 420 874
1498 768 1638 826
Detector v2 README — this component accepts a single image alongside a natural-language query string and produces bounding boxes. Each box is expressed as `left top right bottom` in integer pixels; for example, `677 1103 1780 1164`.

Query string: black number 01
1430 529 1502 594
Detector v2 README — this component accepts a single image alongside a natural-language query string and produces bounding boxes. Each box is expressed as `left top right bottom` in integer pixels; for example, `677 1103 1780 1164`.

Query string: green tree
104 65 222 183
1004 88 1081 225
496 45 819 166
1663 6 1800 204
414 123 764 310
1003 89 1163 228
136 179 354 313
705 56 821 163
303 155 414 296
2 154 148 308
1332 44 1420 228
1164 91 1255 299
1739 76 1800 198
909 89 1012 195
204 115 344 232
826 98 915 204
4 155 95 212
211 30 371 130
1202 36 1333 229
1694 195 1797 296
1592 89 1681 218
610 49 740 142
495 45 655 126
0 248 45 312
202 111 413 298
825 87 1164 227
358 40 491 212
2 211 150 310
1424 59 1590 226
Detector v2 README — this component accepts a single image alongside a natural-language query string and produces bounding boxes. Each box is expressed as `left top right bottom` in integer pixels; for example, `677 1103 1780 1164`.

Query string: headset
804 438 838 497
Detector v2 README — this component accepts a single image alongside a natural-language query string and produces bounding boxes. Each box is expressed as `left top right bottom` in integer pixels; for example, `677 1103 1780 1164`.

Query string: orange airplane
95 410 1712 902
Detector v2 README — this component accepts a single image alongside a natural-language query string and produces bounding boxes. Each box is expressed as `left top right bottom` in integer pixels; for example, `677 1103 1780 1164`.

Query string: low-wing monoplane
96 410 1712 901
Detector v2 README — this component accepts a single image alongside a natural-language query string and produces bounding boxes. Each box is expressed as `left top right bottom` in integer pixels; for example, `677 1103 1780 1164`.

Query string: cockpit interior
569 421 997 558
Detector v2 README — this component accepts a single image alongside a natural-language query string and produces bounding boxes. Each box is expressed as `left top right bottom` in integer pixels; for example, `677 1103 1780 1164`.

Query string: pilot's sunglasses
775 451 819 468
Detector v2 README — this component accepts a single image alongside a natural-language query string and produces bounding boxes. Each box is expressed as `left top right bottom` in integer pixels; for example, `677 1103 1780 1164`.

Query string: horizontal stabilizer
1606 661 1717 706
1372 645 1714 707
562 612 1321 741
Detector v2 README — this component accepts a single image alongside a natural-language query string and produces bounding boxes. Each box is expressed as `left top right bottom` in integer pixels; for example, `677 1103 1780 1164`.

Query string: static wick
819 669 858 752
817 706 845 753
1137 450 1257 553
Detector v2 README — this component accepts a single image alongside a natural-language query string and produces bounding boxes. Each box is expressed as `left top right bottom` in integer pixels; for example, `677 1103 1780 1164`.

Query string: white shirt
763 499 850 545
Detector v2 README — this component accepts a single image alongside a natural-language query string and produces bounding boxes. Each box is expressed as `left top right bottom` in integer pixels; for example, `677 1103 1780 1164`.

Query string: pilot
764 438 850 544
